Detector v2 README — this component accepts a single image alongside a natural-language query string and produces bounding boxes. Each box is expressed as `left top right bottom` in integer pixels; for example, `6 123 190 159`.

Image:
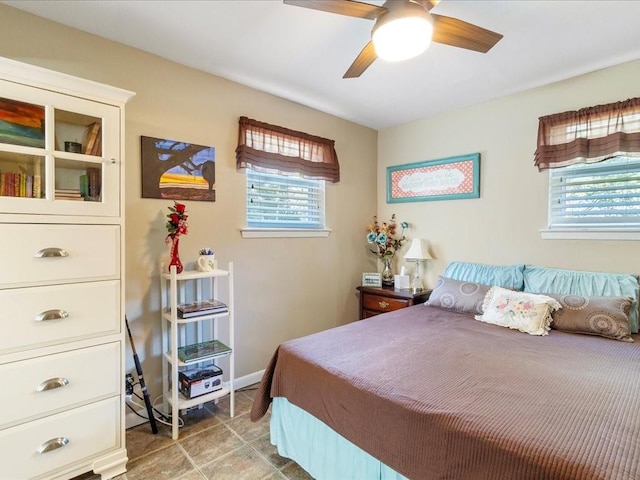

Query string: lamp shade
404 238 432 260
371 1 433 62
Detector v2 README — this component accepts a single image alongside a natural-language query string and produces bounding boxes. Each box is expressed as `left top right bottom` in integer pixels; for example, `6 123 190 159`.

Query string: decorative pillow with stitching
547 294 633 342
475 286 561 336
426 276 490 315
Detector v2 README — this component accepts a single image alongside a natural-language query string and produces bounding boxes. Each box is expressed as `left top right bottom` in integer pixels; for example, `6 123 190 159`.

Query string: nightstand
356 286 432 319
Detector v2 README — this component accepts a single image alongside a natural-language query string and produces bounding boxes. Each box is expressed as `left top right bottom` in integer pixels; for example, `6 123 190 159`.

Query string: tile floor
73 387 313 480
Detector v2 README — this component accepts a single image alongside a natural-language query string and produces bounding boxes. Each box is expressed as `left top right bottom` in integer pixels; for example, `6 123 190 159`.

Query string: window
246 168 324 229
549 156 640 229
236 117 339 235
535 98 640 237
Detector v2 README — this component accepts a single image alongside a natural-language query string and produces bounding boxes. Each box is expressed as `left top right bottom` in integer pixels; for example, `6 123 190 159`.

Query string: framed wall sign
362 272 382 287
387 153 480 203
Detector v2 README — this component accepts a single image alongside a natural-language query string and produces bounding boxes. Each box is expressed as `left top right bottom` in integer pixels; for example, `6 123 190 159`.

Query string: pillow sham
444 261 525 290
523 265 640 333
547 293 633 342
426 276 490 315
475 286 561 336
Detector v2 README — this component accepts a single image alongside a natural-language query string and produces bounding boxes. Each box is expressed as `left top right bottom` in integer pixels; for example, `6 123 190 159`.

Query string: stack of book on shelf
176 299 228 319
55 188 83 201
177 339 231 363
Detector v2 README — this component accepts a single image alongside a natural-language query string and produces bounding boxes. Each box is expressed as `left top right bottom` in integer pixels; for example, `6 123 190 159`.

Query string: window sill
241 228 331 239
540 229 640 240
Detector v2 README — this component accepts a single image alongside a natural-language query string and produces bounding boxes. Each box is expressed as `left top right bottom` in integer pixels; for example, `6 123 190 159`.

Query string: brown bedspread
251 305 640 480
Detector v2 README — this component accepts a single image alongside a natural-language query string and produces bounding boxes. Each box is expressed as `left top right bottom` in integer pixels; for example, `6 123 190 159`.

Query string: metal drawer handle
379 301 389 309
34 247 69 258
37 437 69 454
34 309 69 322
37 377 69 392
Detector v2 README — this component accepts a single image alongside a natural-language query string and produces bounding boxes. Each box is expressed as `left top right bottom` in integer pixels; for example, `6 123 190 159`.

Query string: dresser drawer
0 397 120 480
0 224 120 288
0 342 120 428
362 293 410 313
0 281 120 354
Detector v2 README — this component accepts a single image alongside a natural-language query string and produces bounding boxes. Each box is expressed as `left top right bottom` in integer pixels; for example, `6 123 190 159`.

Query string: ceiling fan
284 0 503 78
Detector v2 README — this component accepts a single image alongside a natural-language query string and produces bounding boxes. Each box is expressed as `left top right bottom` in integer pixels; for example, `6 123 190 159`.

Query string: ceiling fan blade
283 0 385 20
413 0 441 11
343 41 377 78
431 14 503 53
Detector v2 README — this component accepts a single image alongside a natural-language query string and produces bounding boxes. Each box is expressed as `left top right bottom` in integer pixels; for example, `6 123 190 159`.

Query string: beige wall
379 59 640 288
0 6 378 395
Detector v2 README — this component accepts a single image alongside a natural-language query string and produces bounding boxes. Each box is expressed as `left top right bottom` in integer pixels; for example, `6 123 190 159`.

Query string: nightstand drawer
357 286 432 320
363 294 409 313
0 280 120 354
0 397 120 480
0 224 120 288
0 343 120 428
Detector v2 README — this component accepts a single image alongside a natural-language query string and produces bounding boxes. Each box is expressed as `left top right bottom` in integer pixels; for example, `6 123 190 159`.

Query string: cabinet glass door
0 80 120 217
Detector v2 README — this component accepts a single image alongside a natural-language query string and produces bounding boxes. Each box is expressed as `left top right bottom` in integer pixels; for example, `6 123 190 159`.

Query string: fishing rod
125 316 158 434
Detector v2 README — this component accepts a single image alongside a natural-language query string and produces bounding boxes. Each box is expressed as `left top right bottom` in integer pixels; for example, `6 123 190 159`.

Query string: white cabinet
160 264 235 440
0 57 133 479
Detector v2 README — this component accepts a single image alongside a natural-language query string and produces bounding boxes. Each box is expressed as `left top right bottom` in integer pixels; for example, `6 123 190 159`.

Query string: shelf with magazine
0 81 120 216
160 263 235 439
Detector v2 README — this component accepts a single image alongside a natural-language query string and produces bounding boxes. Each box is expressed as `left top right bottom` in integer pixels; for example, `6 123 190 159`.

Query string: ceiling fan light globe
372 1 433 62
372 16 433 61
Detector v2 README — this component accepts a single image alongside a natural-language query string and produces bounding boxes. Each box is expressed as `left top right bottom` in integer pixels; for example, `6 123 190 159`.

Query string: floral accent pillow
547 294 633 342
426 276 491 315
475 286 561 336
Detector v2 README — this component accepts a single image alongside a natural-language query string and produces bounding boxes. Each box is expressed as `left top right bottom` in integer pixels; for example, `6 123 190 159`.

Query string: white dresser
0 57 134 479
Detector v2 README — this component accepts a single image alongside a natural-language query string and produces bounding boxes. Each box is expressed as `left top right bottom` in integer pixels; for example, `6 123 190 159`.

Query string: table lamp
403 239 432 293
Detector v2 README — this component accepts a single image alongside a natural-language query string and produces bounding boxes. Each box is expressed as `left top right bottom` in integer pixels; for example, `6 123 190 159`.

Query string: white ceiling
5 0 640 130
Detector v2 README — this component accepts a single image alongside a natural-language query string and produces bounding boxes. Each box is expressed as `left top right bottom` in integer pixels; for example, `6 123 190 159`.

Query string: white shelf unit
160 263 235 440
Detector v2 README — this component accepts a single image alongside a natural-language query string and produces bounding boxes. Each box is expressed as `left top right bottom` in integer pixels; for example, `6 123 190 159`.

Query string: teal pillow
443 262 525 290
523 266 640 333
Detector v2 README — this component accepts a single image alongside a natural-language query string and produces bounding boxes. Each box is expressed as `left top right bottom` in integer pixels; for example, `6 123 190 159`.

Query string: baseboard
125 404 149 429
124 369 265 429
235 369 265 390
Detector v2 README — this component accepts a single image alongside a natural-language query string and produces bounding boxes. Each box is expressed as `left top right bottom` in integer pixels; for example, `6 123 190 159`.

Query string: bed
250 263 640 480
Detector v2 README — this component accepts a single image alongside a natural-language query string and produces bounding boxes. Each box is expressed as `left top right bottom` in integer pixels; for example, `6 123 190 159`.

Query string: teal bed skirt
271 397 408 480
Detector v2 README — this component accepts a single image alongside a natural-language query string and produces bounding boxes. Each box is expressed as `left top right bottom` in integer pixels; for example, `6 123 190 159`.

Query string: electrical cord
126 382 184 428
127 381 255 430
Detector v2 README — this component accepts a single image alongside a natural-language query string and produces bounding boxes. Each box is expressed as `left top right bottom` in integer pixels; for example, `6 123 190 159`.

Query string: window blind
549 156 640 228
246 169 324 229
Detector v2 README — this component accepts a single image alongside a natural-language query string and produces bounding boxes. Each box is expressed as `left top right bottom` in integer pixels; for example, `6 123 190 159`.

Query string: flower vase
381 257 394 286
169 236 183 274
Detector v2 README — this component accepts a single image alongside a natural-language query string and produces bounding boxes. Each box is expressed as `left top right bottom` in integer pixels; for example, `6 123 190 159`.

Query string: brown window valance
235 116 340 183
534 97 640 171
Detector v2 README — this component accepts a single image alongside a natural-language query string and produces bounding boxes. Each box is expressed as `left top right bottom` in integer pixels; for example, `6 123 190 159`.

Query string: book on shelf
176 299 228 318
0 172 41 198
177 339 231 363
91 128 102 156
83 122 101 155
55 188 84 201
86 167 101 200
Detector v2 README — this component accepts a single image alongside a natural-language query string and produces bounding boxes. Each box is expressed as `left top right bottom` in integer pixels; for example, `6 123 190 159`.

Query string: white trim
125 405 149 429
540 229 640 240
0 56 134 105
235 369 265 390
241 228 331 238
